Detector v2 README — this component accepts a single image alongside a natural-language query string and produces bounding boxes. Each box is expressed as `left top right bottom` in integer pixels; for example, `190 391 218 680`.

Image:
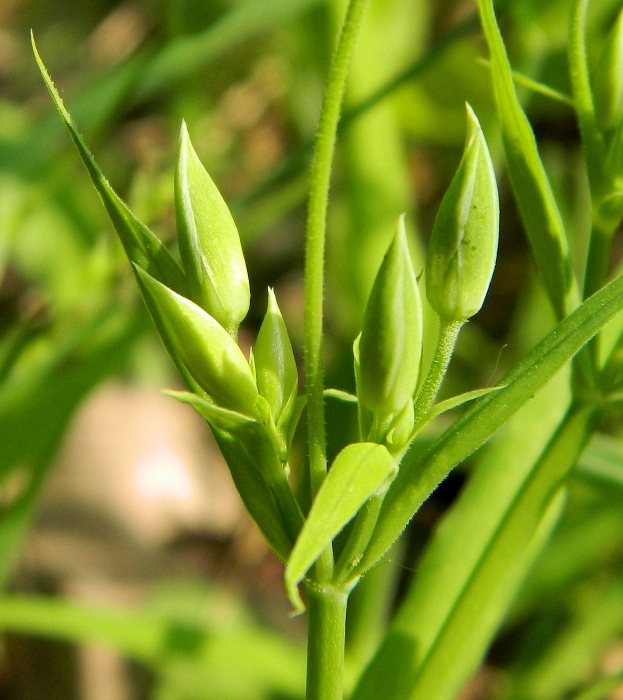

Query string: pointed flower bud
254 289 299 431
358 216 423 419
594 8 623 134
175 122 250 335
426 104 499 323
134 266 258 417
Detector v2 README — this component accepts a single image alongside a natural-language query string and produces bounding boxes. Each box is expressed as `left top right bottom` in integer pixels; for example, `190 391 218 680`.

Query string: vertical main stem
304 0 370 590
302 3 369 699
305 583 349 700
304 0 370 506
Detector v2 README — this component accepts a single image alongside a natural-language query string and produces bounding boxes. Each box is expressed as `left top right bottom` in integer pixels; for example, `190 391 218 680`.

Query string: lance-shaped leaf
476 0 578 319
32 35 187 296
134 266 258 416
254 289 298 431
285 443 397 613
426 104 499 323
352 270 623 577
176 122 250 334
164 389 257 432
359 216 422 419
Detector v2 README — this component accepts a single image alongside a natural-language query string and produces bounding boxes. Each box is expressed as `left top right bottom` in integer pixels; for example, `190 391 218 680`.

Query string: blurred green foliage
3 0 623 698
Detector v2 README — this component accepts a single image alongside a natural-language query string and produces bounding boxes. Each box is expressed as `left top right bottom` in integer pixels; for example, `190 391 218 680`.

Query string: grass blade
476 0 578 319
32 35 187 296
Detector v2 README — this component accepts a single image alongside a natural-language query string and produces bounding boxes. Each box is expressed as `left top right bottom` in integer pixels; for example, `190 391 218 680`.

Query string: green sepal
359 216 422 419
176 121 250 334
234 420 304 542
211 427 294 561
285 443 397 614
426 104 499 323
168 387 302 556
285 396 307 453
32 35 187 297
134 266 258 416
254 289 299 434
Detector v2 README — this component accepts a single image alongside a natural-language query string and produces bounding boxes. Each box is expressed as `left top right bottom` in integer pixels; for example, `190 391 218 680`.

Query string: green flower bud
175 121 250 335
358 215 423 418
426 104 499 322
134 265 258 417
254 289 298 431
594 8 623 134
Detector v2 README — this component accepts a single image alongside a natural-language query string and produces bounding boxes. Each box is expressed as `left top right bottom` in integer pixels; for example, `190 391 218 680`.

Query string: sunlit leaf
285 443 397 612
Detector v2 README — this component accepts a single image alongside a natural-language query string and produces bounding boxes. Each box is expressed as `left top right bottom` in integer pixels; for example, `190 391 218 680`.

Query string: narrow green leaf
355 270 623 576
0 591 306 698
285 443 397 613
254 289 298 430
176 122 249 334
476 0 578 319
417 384 505 428
31 35 187 296
569 0 604 191
477 58 574 106
324 389 358 403
0 309 143 585
135 0 326 100
515 574 623 700
592 7 623 134
352 401 590 700
575 432 623 487
164 390 256 432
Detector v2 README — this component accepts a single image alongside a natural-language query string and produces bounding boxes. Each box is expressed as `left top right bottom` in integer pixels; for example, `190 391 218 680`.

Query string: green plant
14 0 623 698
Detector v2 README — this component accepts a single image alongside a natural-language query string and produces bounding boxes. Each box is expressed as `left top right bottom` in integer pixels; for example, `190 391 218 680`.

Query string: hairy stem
304 0 369 581
305 582 349 700
414 319 463 424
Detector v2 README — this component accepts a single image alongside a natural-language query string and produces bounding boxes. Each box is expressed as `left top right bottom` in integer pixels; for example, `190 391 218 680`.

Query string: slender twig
414 320 464 425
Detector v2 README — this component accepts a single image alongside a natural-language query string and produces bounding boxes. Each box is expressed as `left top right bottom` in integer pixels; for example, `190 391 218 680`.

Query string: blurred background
1 0 623 698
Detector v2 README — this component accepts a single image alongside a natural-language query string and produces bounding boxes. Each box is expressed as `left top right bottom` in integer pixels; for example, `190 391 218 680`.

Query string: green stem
413 319 463 424
304 0 369 581
568 0 604 191
305 582 349 700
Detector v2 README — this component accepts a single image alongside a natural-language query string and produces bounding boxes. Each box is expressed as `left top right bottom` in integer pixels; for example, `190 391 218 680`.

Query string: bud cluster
356 104 498 455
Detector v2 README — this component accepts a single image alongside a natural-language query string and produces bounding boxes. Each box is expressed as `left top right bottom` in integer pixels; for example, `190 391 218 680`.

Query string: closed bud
254 289 298 431
134 265 258 417
175 121 250 335
426 104 499 322
359 216 423 418
594 8 623 134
